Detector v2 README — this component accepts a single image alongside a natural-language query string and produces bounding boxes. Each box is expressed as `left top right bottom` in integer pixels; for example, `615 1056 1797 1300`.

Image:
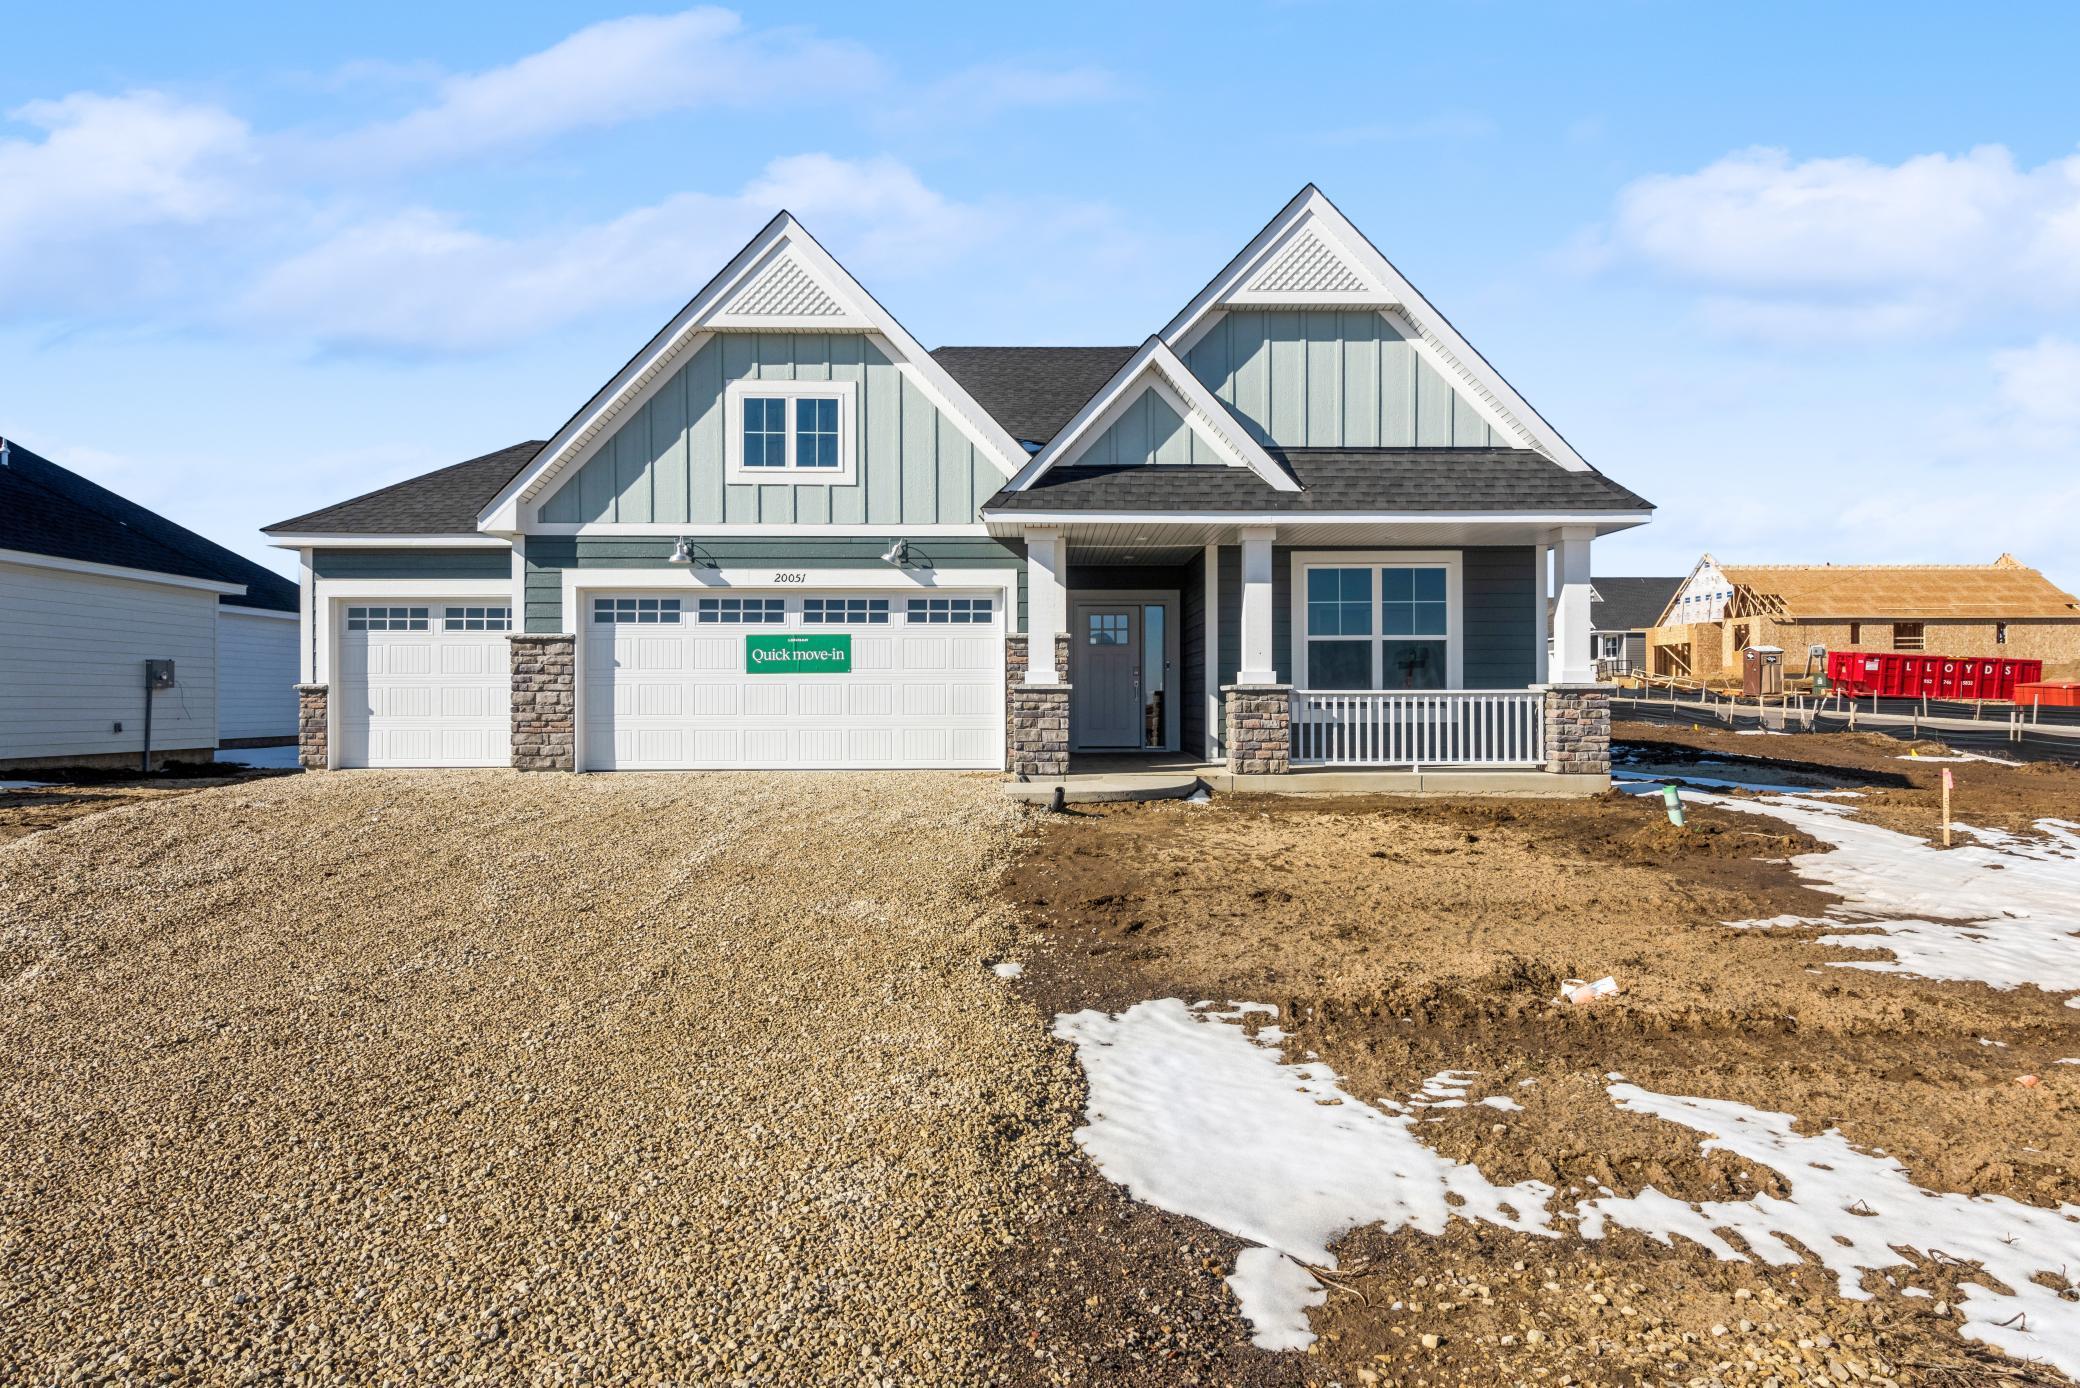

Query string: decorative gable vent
1248 230 1369 295
724 255 846 318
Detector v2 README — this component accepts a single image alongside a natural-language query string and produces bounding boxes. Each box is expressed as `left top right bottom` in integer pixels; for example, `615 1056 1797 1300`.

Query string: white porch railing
1290 690 1547 769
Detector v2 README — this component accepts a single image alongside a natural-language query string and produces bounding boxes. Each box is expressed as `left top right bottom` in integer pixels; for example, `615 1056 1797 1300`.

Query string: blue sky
6 2 2078 590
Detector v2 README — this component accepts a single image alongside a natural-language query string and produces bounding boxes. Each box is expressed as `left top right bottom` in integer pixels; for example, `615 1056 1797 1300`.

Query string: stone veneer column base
1005 633 1073 777
295 684 328 771
1223 684 1292 774
510 634 576 772
1540 682 1612 774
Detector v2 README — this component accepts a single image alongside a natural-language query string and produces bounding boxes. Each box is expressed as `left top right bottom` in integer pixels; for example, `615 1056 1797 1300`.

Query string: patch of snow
1583 1085 2080 1380
1695 791 2080 1005
1052 999 1556 1350
1184 787 1213 805
0 780 54 790
1480 1096 1524 1111
1897 751 2023 765
991 960 1024 980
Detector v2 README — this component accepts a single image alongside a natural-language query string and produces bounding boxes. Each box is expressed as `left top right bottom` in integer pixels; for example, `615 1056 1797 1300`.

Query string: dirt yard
0 770 1077 1384
997 737 2080 1386
0 763 289 844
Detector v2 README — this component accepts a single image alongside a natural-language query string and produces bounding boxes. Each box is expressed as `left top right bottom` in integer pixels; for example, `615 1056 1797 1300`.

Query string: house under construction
1644 554 2080 684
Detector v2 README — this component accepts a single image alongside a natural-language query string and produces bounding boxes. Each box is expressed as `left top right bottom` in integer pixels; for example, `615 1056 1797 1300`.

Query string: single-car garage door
337 602 511 767
583 589 1003 770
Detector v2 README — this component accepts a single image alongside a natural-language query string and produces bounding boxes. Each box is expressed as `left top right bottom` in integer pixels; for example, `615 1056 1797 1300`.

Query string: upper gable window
725 379 856 485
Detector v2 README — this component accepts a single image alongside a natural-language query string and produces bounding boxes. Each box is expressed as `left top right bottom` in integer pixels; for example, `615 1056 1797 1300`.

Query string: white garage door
584 589 1004 770
337 603 511 767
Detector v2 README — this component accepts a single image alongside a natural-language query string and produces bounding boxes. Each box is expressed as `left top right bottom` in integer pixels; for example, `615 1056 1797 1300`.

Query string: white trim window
1293 553 1462 690
724 379 858 484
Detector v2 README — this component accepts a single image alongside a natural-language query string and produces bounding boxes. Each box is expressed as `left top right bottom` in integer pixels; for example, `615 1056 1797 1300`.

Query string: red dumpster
1824 650 2042 700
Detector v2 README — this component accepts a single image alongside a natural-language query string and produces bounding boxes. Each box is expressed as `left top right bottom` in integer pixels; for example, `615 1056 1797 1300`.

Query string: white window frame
724 378 858 485
1288 550 1464 690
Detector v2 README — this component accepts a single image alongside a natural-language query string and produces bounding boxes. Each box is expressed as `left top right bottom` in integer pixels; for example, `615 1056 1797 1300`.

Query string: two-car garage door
583 589 1003 770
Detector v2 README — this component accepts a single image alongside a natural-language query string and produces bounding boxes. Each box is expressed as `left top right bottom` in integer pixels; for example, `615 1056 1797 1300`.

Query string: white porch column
1532 542 1550 685
1238 525 1278 685
1025 525 1067 684
1552 526 1596 685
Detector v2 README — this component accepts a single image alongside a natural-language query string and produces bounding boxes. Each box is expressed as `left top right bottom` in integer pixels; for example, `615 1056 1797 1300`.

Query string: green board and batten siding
537 334 1002 528
1075 389 1223 468
522 537 1027 634
1185 310 1498 450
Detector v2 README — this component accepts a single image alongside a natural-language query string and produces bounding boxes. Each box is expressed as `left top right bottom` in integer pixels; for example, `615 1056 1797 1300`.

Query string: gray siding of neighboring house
521 536 1027 633
311 548 511 580
1075 388 1223 467
536 333 1007 527
1184 310 1499 449
1216 545 1536 689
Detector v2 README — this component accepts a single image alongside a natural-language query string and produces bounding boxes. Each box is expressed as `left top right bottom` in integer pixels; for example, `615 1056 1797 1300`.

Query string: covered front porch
999 515 1620 781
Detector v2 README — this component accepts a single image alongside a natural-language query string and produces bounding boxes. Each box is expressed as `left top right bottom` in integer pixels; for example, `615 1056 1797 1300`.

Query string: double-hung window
1297 559 1455 690
725 380 856 483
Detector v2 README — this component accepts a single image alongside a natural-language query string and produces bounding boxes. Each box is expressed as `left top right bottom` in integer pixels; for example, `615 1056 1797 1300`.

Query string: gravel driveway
0 771 1070 1384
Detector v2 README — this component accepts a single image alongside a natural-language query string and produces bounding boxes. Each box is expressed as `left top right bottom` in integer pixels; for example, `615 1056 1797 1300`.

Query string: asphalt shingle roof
265 442 545 537
983 449 1654 514
930 346 1136 447
0 438 299 610
1586 576 1683 632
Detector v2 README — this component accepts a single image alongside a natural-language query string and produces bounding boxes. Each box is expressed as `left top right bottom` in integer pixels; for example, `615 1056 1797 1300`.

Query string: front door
1073 605 1141 748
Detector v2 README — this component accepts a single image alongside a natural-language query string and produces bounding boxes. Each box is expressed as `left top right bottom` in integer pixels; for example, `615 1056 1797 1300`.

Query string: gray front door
1073 605 1141 748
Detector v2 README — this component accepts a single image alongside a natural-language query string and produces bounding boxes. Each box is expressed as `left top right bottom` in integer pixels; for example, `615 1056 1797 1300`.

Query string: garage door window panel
443 606 510 631
907 597 993 624
347 606 430 632
696 597 785 624
805 598 889 625
595 597 683 624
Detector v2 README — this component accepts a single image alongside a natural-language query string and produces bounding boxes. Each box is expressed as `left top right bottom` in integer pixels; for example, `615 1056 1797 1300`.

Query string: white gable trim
1008 337 1300 494
1162 185 1593 473
479 214 1028 532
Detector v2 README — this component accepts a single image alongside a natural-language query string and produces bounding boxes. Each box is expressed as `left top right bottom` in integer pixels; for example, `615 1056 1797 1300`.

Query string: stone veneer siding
1005 633 1072 777
1542 683 1611 774
1223 684 1291 774
510 634 576 772
295 684 328 771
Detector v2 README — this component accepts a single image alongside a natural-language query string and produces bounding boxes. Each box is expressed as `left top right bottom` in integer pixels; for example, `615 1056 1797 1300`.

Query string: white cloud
874 62 1123 132
0 91 261 309
332 8 881 167
1991 335 2080 438
1591 145 2080 340
236 156 1009 351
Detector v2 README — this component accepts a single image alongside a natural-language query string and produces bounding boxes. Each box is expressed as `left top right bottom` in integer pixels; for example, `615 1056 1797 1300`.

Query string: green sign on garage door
746 633 852 673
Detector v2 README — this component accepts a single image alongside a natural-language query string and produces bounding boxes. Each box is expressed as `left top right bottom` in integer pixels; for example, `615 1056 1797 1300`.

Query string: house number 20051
771 572 807 584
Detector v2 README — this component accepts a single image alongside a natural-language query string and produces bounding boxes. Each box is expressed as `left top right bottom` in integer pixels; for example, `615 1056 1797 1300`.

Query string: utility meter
146 659 176 690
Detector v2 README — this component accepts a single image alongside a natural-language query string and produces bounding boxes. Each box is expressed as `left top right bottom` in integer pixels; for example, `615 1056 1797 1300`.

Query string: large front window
1300 561 1452 690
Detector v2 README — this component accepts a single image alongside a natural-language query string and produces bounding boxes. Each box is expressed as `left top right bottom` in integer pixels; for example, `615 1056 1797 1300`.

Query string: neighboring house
1644 553 2080 682
265 187 1652 780
1 438 301 770
1547 577 1683 674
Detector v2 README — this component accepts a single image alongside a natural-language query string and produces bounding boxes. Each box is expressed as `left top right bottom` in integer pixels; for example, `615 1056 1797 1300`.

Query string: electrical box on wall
145 659 176 690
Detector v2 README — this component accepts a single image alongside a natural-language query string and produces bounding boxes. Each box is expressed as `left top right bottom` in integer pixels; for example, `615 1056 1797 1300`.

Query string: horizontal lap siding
0 561 219 758
216 611 299 741
1179 551 1206 756
523 537 1027 633
537 334 1003 527
312 548 510 580
1184 310 1498 449
1462 547 1536 688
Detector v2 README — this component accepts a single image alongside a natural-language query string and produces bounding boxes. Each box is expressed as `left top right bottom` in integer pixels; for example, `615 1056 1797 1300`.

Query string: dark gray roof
1587 576 1683 632
931 346 1136 446
266 442 545 536
0 438 299 610
983 448 1654 514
